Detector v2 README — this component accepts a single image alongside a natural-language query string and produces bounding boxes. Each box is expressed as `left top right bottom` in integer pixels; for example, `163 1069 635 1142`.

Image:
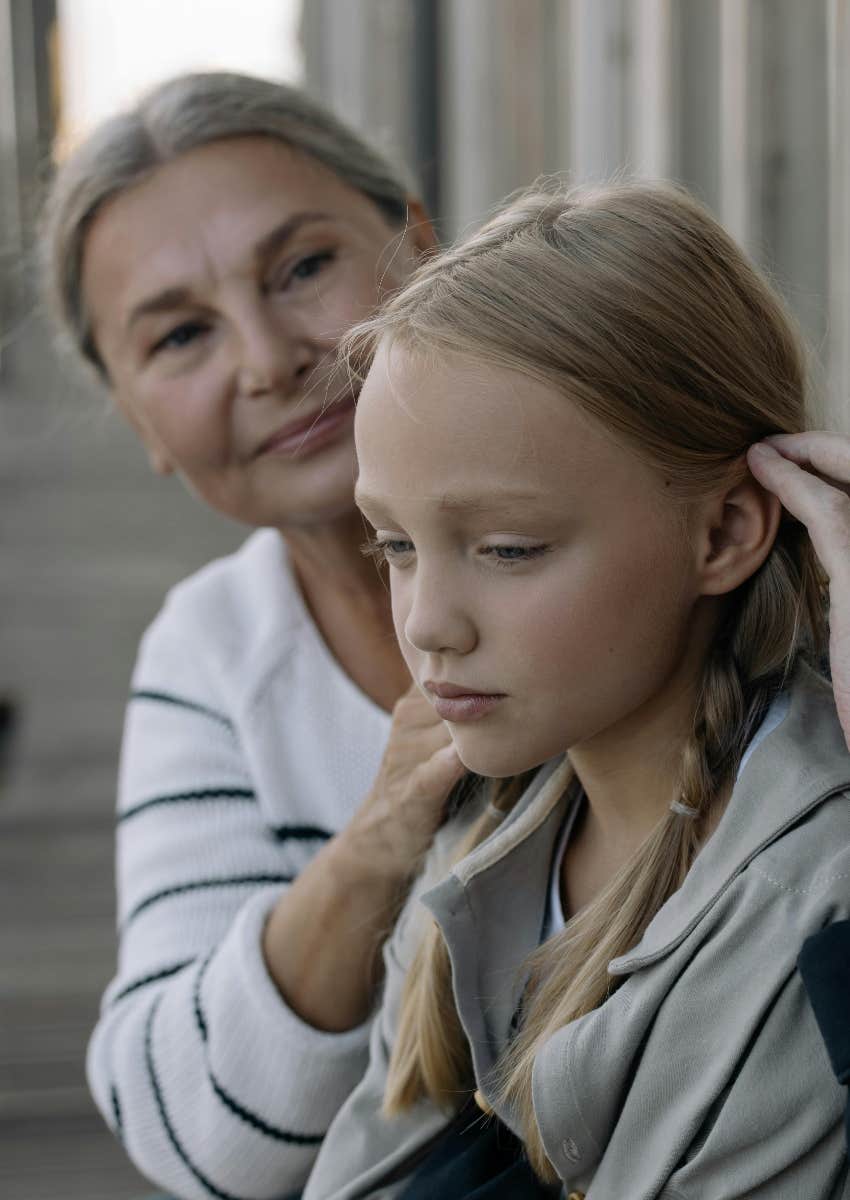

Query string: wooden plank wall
0 311 239 1196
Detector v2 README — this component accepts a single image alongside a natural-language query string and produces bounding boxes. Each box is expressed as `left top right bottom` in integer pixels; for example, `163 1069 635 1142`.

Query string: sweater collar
427 664 849 981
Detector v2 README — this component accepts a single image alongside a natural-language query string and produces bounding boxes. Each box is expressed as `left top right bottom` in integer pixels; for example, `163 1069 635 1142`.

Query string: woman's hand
748 432 850 748
339 685 465 884
263 684 465 1032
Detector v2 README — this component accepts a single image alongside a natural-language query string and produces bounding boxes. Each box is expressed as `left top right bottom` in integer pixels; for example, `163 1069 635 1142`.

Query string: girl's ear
695 475 782 596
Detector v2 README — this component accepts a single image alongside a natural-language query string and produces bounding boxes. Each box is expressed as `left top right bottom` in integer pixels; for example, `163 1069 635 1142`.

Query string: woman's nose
235 312 315 400
403 572 477 657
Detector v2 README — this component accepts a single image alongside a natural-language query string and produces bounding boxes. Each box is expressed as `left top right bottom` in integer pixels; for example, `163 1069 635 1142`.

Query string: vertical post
718 0 750 247
675 0 721 212
440 0 550 238
569 0 629 183
0 0 23 255
1 0 56 369
300 0 421 200
752 0 828 359
828 0 850 429
631 0 674 179
410 0 440 220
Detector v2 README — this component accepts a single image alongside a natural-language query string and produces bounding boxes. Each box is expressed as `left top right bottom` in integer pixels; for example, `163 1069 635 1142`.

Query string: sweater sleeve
301 802 487 1200
86 605 372 1200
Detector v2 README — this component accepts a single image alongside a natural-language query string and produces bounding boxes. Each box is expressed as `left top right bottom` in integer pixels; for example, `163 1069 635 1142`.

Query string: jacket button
562 1136 581 1163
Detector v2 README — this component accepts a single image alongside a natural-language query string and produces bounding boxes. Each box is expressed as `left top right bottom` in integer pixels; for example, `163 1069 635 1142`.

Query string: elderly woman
42 71 462 1200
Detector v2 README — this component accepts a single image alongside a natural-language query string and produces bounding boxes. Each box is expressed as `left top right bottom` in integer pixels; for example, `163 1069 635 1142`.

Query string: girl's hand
748 432 850 749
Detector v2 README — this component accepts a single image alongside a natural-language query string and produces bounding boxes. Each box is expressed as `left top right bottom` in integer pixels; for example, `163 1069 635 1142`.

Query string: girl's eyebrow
433 489 542 512
354 487 544 515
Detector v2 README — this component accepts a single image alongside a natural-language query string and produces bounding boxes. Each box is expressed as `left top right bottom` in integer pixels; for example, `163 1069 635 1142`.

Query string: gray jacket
304 666 850 1199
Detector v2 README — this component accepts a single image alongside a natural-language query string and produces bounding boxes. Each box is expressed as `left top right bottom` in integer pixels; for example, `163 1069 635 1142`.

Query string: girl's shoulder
736 667 850 907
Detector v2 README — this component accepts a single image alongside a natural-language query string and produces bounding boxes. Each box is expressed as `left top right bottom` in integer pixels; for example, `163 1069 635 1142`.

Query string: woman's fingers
747 442 850 581
748 437 850 750
760 432 850 489
408 744 466 813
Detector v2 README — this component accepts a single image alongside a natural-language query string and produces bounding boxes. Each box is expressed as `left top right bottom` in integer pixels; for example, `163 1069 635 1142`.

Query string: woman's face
355 344 709 778
82 136 431 529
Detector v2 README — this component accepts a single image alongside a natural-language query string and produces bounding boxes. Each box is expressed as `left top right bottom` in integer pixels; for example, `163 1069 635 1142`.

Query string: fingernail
749 442 777 458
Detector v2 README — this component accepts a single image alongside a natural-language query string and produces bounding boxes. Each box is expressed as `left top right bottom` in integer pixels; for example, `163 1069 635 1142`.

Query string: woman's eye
288 250 336 284
151 321 207 355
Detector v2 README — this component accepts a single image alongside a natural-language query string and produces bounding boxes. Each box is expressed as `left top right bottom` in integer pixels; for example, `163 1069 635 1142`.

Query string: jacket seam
749 863 850 897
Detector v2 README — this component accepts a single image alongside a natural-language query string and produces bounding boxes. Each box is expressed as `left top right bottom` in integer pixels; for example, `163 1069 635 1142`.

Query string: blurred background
1 1 848 1196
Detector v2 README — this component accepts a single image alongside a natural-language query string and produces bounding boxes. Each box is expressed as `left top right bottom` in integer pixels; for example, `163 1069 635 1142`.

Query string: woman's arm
264 688 464 1033
301 810 482 1200
748 432 850 747
89 618 461 1199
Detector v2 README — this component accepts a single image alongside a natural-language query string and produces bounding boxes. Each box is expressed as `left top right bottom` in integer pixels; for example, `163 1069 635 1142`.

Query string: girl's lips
258 394 356 459
430 694 505 722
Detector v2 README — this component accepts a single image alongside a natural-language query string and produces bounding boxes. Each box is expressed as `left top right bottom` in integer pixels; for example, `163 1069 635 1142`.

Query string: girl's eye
361 535 415 565
151 321 208 355
481 544 551 566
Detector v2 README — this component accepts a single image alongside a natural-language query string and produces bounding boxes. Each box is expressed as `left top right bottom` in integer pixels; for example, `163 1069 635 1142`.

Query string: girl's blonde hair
344 180 826 1180
40 71 413 376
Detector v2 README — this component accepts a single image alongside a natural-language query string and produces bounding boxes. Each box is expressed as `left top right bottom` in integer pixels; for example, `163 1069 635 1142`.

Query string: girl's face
82 137 431 530
355 344 709 778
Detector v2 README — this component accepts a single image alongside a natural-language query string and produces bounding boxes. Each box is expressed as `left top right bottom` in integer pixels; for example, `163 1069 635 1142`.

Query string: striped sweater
87 528 392 1200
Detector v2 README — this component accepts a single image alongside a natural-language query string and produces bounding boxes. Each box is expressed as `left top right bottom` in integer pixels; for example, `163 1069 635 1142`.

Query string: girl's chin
452 738 553 781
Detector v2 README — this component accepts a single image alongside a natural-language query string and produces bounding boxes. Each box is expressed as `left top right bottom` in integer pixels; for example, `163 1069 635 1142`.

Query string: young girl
302 182 850 1199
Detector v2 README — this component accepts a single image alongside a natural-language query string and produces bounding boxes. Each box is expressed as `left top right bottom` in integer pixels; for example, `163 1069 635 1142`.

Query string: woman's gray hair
40 71 413 372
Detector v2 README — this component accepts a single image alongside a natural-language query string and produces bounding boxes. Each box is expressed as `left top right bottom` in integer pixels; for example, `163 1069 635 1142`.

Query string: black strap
397 1109 559 1200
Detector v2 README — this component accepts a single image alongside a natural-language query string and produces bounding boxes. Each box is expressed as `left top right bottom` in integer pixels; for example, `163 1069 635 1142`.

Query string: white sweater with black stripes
87 528 392 1200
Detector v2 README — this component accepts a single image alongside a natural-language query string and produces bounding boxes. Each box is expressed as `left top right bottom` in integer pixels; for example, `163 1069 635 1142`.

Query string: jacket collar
423 666 850 1016
420 758 572 1083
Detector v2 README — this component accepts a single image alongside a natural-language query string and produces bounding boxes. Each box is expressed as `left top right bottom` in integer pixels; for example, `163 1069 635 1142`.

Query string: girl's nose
403 573 477 657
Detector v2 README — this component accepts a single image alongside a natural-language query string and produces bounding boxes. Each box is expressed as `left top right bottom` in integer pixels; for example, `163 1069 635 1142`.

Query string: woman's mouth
257 393 356 459
424 682 506 722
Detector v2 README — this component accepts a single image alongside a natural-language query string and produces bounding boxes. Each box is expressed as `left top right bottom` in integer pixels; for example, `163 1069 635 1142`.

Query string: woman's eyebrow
124 212 334 332
125 287 194 332
253 211 334 264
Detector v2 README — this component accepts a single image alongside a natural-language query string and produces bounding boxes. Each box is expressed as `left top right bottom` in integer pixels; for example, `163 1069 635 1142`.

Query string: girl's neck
569 607 716 848
563 640 711 917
